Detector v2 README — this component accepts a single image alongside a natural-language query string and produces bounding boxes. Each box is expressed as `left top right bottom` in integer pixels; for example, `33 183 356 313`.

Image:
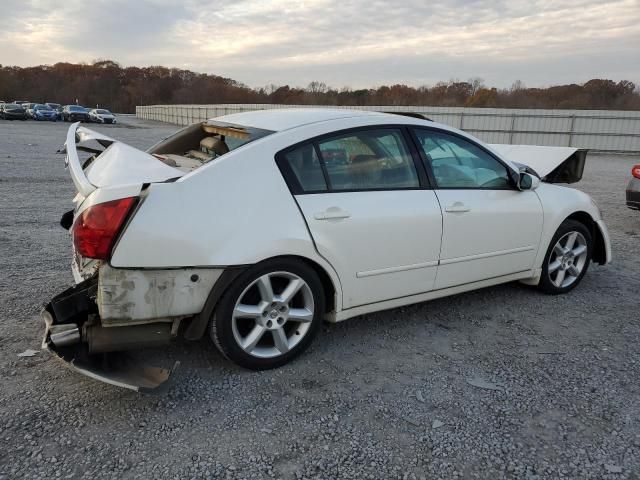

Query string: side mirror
518 172 540 191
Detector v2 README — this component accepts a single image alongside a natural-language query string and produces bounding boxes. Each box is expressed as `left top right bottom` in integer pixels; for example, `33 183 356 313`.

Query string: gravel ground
1 116 639 480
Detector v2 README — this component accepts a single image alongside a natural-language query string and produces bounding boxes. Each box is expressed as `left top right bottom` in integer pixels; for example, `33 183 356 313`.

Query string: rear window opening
147 121 274 173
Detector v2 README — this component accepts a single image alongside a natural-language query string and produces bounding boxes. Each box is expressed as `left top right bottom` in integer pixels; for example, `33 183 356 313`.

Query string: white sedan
43 109 611 391
88 108 116 124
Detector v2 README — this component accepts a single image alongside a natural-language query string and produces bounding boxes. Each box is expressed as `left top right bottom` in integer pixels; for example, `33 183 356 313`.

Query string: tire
538 219 592 294
210 258 325 370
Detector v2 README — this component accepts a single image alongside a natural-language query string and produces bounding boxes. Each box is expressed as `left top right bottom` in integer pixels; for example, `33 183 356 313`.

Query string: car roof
214 108 398 132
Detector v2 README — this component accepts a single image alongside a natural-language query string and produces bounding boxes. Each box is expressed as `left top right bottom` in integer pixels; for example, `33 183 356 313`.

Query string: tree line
1 60 638 113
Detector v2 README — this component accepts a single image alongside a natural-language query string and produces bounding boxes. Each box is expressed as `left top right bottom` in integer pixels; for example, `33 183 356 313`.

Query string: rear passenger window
281 143 327 192
318 129 419 190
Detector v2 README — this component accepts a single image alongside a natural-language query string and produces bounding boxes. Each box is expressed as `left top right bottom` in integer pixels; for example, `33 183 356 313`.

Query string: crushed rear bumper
42 279 178 393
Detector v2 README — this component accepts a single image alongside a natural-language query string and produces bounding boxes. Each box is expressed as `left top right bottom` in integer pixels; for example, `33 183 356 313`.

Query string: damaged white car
43 109 611 391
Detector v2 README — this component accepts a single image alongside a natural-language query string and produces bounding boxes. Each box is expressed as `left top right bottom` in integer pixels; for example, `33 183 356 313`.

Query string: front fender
534 183 610 268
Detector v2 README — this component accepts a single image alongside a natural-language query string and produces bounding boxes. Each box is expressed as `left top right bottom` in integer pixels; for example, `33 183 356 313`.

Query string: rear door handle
314 208 351 220
444 202 471 213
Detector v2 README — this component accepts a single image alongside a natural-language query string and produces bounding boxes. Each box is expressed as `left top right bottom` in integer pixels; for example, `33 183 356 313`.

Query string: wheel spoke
548 259 562 273
272 328 290 353
288 307 313 323
572 244 587 257
564 232 578 250
242 325 266 351
567 265 580 277
233 304 262 318
278 278 304 304
256 274 274 302
553 244 565 256
554 269 566 287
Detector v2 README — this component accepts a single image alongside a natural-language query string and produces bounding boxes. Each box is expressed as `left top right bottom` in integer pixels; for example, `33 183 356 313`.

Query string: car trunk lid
61 123 184 198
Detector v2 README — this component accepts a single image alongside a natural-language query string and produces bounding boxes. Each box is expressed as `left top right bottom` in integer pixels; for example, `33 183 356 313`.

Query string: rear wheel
538 219 592 294
210 259 324 370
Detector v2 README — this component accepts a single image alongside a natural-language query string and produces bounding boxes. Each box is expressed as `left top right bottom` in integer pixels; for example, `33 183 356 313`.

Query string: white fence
136 104 640 154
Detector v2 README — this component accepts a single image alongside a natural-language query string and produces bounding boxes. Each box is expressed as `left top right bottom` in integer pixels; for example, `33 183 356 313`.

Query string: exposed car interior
147 121 273 173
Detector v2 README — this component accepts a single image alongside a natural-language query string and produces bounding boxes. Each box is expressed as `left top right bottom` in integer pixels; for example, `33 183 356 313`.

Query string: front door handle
314 208 351 220
444 202 471 213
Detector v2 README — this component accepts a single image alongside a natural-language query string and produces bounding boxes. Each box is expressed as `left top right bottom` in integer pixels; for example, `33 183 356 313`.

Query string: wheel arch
565 211 607 265
184 254 341 340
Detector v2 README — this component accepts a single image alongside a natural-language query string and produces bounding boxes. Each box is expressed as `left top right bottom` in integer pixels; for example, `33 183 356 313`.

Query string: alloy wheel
231 271 315 358
548 231 588 288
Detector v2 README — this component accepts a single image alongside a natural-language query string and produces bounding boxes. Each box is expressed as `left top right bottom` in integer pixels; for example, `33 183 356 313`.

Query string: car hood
61 123 184 197
489 144 587 184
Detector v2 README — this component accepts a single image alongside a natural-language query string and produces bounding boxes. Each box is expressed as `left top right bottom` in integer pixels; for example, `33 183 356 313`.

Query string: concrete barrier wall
136 104 640 153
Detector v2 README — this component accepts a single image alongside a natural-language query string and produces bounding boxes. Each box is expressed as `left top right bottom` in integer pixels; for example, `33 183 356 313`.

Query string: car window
317 129 419 191
280 143 327 192
413 129 512 189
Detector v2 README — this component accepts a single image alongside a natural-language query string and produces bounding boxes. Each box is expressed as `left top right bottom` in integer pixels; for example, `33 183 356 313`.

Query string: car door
276 127 443 309
411 128 544 290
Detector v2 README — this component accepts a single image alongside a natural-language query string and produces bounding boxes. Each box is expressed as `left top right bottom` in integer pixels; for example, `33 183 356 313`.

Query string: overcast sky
1 0 639 89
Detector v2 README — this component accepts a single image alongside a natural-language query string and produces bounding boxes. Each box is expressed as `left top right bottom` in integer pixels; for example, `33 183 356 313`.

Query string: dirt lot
1 117 639 480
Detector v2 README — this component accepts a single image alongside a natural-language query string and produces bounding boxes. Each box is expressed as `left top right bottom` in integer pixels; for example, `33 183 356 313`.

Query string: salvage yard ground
1 117 639 479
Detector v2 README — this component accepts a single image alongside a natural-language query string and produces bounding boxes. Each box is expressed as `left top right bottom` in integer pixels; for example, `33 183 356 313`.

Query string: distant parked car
13 100 29 106
32 104 57 121
0 103 28 120
45 103 62 120
22 103 38 118
62 105 89 122
88 108 117 124
627 165 640 211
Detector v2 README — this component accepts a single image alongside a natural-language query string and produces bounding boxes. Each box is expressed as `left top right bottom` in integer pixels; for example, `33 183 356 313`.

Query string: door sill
333 270 535 322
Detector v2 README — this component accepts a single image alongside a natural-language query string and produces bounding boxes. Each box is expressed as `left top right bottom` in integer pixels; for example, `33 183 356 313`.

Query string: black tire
210 258 325 370
538 219 593 294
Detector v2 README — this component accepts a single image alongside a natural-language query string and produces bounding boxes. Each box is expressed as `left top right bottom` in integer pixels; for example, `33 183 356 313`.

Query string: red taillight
632 165 640 179
73 197 137 260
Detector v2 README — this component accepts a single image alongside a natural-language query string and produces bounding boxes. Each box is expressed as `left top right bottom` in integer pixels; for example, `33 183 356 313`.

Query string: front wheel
210 259 325 370
538 219 592 294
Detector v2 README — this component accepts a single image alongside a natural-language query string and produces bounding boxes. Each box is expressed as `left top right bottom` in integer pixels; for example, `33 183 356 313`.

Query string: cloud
1 0 638 88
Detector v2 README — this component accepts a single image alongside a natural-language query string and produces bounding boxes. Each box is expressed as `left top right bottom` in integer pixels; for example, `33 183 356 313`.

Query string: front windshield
96 109 111 114
35 104 51 110
69 106 85 112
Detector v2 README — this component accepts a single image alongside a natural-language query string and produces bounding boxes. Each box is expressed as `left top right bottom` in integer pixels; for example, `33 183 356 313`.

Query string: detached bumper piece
42 279 178 393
